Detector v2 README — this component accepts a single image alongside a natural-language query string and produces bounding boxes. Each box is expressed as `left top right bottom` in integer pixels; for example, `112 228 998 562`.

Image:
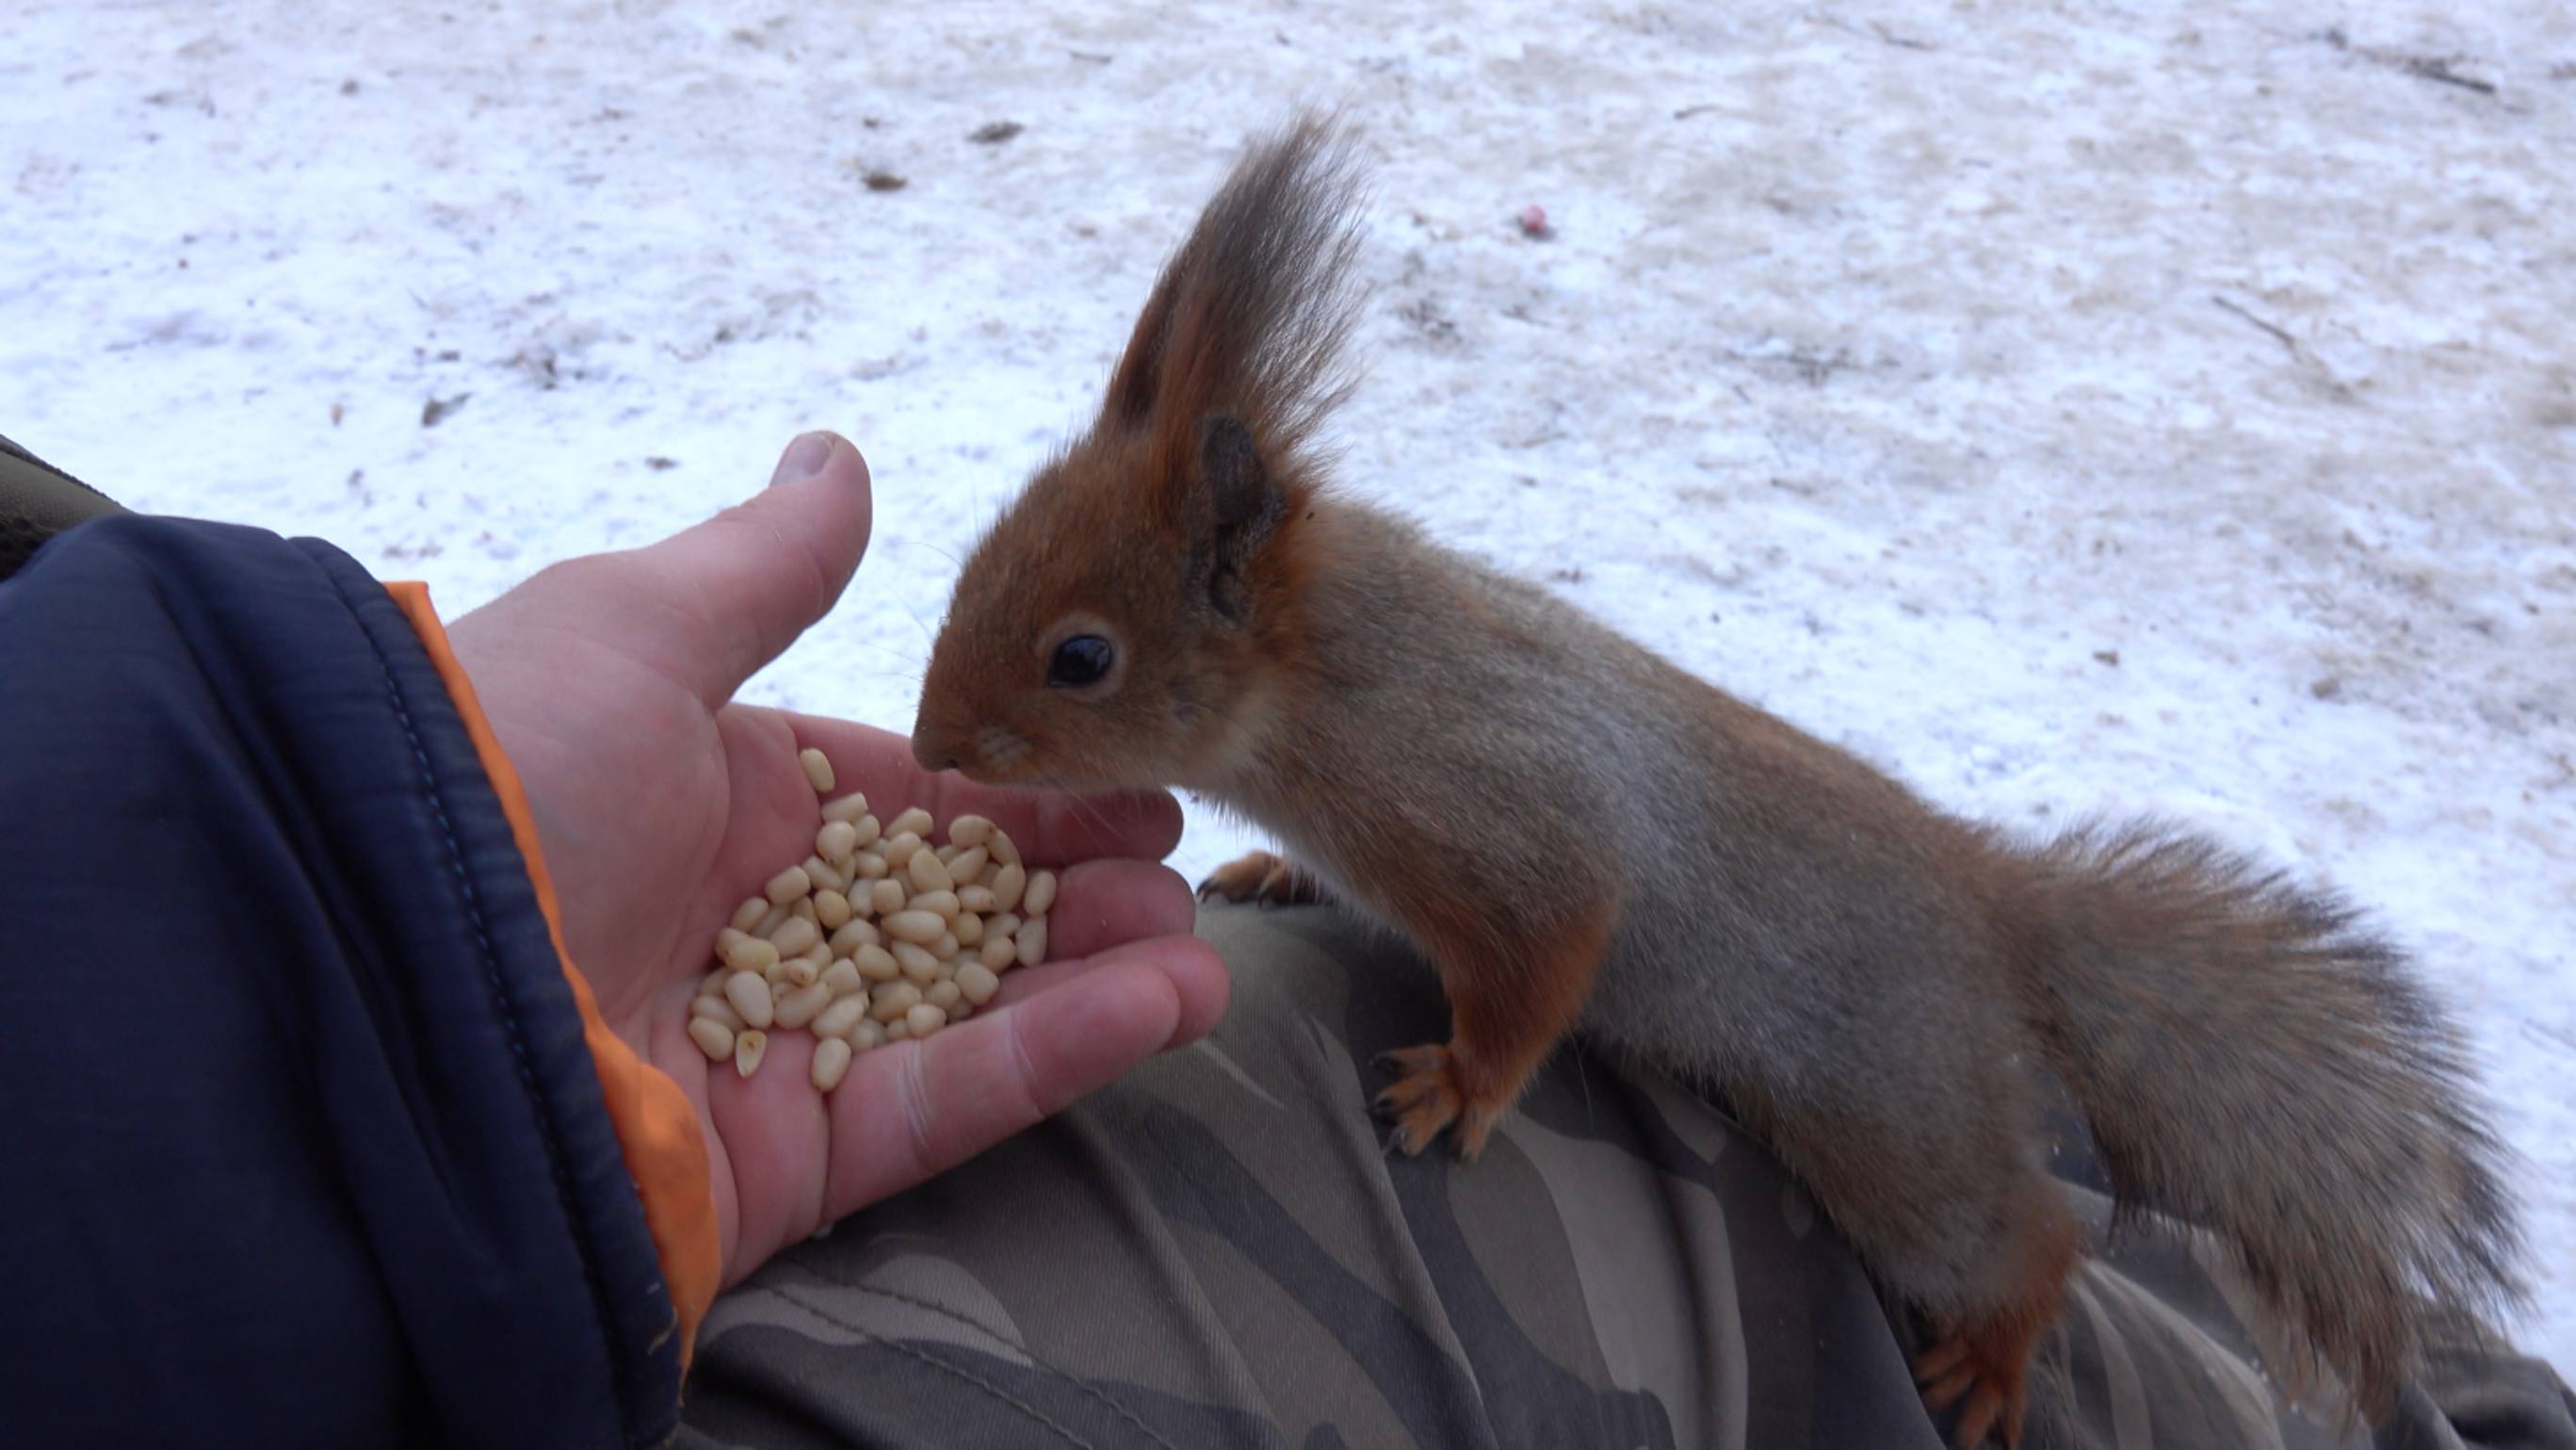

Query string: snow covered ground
6 0 2568 1374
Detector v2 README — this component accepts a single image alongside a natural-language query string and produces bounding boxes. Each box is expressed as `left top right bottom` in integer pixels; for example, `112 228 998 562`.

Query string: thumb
637 431 873 708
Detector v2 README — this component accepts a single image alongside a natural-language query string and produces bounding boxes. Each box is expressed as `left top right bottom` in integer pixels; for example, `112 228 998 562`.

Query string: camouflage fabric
676 904 2571 1450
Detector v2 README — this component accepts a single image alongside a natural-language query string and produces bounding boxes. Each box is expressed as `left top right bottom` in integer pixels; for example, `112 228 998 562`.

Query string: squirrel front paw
1197 850 1333 907
1373 1043 1505 1158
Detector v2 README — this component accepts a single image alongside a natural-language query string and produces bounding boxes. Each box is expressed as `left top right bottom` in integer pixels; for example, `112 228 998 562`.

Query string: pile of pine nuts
685 747 1058 1093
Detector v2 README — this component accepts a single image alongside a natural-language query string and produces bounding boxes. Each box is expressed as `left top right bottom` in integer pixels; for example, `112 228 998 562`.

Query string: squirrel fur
909 115 2528 1447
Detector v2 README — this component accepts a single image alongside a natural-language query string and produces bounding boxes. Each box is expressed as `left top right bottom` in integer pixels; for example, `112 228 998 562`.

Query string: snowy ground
6 0 2568 1373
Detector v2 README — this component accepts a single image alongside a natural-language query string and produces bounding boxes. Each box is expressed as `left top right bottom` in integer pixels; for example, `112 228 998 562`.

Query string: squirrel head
911 114 1365 790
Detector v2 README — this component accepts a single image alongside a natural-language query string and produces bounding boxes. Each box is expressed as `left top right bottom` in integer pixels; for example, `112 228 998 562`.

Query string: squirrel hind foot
1913 1317 2045 1449
1371 1043 1502 1158
1197 850 1334 907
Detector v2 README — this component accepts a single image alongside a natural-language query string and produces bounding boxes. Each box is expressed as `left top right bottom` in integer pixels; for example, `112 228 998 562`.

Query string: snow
6 0 2568 1375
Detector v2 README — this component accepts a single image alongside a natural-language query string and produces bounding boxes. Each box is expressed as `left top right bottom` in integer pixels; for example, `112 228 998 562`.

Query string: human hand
446 432 1228 1285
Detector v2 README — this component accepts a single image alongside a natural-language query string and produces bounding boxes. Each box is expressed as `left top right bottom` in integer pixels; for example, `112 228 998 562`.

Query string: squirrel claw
1197 850 1331 908
1911 1332 2031 1448
1370 1042 1495 1158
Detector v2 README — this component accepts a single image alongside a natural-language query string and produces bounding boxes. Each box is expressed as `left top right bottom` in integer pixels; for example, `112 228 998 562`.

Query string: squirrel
907 115 2529 1447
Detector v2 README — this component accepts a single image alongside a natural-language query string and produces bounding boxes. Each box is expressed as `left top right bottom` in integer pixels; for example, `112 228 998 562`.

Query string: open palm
447 433 1226 1284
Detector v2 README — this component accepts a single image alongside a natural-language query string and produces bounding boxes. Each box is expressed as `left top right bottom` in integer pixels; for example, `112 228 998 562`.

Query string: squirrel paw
1197 850 1332 907
1371 1044 1500 1158
1913 1330 2032 1449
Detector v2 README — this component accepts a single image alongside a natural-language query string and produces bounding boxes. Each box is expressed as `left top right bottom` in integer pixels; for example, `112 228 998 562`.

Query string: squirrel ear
1197 415 1283 621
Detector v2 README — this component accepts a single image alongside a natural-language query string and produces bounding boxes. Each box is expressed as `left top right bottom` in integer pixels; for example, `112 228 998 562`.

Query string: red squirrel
907 115 2528 1446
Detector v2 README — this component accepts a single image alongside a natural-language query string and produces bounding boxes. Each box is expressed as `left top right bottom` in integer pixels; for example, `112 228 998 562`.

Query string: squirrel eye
1045 634 1116 689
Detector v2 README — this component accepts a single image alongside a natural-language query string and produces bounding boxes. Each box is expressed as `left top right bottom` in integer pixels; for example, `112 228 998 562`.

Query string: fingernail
770 432 835 489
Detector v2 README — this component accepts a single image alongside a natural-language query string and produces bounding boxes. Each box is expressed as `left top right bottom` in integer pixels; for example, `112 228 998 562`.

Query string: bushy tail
1999 819 2527 1413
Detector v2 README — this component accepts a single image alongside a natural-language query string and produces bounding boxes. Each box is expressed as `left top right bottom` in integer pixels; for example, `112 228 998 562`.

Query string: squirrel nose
912 735 961 774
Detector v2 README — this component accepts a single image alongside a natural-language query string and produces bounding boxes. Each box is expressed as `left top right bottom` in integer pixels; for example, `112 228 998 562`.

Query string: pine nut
724 971 775 1030
870 981 923 1022
769 915 821 960
775 981 833 1031
689 1015 736 1061
693 993 744 1033
799 748 836 794
883 910 946 945
815 889 852 929
700 804 1076 1109
722 934 781 975
802 855 847 893
814 995 870 1039
908 850 953 894
892 940 941 984
810 1035 853 1091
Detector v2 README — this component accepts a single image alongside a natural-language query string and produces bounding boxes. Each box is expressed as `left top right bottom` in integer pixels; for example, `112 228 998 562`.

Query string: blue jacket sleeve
0 515 683 1448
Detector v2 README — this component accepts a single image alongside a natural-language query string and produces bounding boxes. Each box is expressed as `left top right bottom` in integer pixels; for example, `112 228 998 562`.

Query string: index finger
782 715 1184 866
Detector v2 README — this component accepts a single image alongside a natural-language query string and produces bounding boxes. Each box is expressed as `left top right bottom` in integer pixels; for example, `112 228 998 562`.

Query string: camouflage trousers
675 904 2573 1450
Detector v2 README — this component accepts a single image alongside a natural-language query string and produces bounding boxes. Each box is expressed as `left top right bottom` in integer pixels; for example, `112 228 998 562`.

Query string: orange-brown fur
910 114 2529 1446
